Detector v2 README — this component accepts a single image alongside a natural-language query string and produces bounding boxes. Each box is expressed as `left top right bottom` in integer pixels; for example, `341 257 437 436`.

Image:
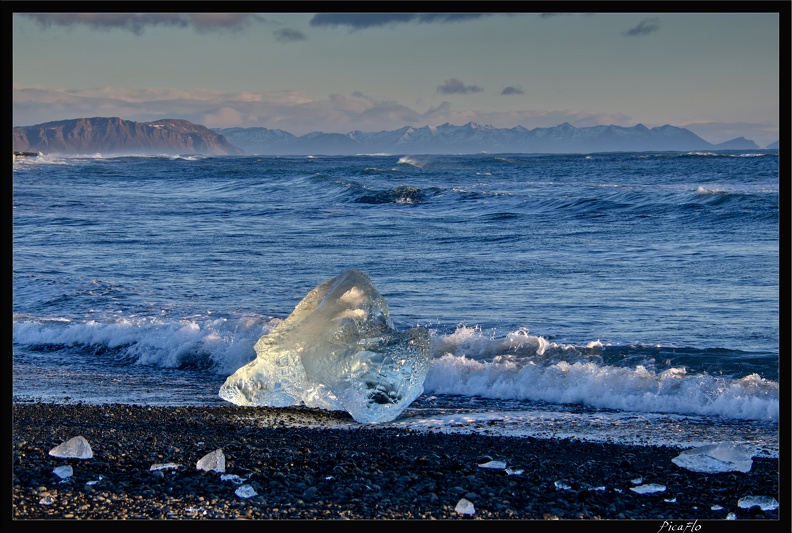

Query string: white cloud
200 107 246 128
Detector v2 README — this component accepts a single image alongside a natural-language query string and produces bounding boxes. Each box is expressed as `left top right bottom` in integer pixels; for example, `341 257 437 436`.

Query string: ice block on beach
455 498 476 515
671 441 753 473
219 270 431 424
196 449 226 472
737 495 778 511
48 436 93 459
53 465 73 479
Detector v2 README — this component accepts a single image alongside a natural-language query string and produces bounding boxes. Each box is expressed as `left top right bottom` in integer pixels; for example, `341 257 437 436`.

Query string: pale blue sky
12 11 782 147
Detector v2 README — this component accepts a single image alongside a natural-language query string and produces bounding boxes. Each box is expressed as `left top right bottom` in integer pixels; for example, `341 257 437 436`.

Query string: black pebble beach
11 403 782 522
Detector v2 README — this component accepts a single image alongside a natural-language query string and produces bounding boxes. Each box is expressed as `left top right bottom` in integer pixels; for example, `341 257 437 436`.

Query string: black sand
11 403 782 522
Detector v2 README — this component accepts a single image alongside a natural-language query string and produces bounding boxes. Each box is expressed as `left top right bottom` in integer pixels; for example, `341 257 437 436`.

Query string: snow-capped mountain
215 122 761 155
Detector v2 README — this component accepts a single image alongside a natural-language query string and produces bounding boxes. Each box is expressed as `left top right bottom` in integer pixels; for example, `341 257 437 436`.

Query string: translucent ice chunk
196 449 225 472
219 270 432 424
235 484 258 499
630 483 666 494
49 436 93 459
671 442 753 473
478 460 507 469
455 498 475 515
737 495 779 511
150 463 181 471
53 465 73 479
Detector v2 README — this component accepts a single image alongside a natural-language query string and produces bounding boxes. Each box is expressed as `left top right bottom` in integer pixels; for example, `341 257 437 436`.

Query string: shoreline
12 402 782 521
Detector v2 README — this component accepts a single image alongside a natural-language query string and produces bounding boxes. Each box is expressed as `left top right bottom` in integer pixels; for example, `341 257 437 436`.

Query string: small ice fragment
711 504 724 511
630 483 666 494
630 476 643 484
478 460 507 469
554 481 572 491
49 436 93 459
53 465 73 479
726 513 737 520
455 498 475 515
664 497 677 503
737 495 779 511
235 484 258 499
150 463 181 471
592 486 606 491
671 442 753 473
221 474 246 484
196 449 225 472
39 496 54 505
505 468 523 476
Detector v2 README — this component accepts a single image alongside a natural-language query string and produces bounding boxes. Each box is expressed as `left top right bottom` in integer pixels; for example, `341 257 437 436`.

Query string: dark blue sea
12 150 780 456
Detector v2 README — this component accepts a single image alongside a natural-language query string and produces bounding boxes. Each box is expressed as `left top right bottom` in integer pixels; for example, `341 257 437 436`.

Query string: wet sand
11 402 782 521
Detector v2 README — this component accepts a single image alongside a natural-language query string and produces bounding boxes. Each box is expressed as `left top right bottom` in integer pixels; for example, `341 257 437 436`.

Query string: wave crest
424 355 778 421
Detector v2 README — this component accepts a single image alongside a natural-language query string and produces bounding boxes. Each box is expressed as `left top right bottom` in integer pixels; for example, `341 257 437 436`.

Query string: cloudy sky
12 11 781 147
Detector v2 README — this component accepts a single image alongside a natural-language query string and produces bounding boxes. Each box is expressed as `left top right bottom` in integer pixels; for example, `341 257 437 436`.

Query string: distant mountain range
216 122 767 155
14 117 772 156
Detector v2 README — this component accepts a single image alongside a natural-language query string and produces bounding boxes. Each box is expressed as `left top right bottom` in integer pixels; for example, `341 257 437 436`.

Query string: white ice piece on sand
737 495 779 511
219 270 432 424
235 484 258 499
196 449 226 473
478 460 508 469
455 498 475 515
630 483 666 494
48 436 93 459
150 463 181 471
53 465 73 479
671 441 753 473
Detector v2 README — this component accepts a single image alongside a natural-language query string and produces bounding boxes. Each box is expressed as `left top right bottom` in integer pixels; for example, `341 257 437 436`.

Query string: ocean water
12 150 780 457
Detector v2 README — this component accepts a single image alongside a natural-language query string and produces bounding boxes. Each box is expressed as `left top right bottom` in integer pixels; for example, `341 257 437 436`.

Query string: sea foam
424 354 778 421
13 317 779 421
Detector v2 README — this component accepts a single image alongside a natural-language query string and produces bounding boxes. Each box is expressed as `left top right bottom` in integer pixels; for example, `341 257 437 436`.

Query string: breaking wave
13 316 779 421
